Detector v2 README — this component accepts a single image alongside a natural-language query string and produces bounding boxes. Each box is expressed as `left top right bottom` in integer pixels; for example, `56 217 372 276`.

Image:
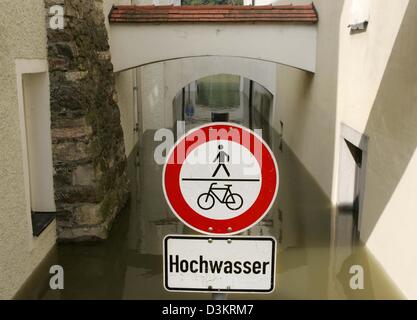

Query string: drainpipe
182 87 185 122
131 0 140 140
249 80 254 130
132 68 142 170
133 70 139 136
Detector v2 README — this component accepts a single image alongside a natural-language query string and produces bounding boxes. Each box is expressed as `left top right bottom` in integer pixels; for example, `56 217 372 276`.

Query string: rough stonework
45 0 129 241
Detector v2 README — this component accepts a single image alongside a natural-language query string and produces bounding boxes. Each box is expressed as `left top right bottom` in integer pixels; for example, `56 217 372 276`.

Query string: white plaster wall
109 22 317 73
274 0 344 197
104 1 141 157
115 70 139 156
335 0 417 299
0 0 56 299
141 63 166 131
349 0 370 26
336 0 409 136
139 56 276 131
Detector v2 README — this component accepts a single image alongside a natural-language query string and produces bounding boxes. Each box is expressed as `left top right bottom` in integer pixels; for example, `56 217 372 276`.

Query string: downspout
182 87 185 122
132 0 140 138
249 80 254 130
133 70 139 135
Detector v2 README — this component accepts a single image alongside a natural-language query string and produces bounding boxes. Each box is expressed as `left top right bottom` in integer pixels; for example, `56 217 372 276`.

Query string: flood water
17 87 403 300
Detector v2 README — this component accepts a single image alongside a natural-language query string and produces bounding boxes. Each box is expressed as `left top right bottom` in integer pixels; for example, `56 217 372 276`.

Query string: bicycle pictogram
197 183 243 211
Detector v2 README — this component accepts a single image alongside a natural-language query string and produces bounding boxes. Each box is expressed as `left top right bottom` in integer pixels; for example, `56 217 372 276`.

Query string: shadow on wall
360 0 417 243
278 0 344 198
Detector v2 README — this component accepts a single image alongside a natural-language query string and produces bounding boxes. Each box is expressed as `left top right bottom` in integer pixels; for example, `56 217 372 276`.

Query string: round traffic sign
163 123 279 235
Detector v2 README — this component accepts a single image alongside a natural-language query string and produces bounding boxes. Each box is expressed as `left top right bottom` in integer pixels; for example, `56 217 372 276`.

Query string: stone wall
46 0 129 240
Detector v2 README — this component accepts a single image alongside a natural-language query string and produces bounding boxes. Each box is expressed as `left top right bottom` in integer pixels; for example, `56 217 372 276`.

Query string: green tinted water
15 88 403 300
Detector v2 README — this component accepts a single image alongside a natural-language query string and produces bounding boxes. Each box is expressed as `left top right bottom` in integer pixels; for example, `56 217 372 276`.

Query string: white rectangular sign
163 235 276 293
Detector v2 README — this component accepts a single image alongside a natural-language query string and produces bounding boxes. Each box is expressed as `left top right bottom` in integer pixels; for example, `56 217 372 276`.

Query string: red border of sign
162 123 279 235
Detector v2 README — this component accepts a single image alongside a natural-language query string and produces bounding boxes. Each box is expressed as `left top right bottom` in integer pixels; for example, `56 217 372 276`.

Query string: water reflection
183 91 250 133
16 87 403 300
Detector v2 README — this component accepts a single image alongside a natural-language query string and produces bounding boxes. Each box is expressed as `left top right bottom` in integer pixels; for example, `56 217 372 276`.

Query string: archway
136 56 277 134
172 73 274 144
108 4 318 73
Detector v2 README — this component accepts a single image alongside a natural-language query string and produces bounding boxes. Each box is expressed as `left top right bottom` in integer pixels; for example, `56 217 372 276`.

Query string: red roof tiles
109 4 318 24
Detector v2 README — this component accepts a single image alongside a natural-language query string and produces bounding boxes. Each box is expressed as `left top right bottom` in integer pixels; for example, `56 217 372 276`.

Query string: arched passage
138 56 277 132
172 73 274 143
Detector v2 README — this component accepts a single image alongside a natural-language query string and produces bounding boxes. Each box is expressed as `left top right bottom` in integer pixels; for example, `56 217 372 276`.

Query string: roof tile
109 4 318 24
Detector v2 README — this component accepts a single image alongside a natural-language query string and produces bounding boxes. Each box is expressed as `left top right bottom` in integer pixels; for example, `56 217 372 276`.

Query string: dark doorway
337 128 368 244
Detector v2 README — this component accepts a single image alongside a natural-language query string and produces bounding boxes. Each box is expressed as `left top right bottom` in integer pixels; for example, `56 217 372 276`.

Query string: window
337 124 369 241
16 60 56 237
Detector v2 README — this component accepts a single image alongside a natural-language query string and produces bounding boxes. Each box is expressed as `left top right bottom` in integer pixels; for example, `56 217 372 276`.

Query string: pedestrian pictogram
212 145 230 177
163 123 279 235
